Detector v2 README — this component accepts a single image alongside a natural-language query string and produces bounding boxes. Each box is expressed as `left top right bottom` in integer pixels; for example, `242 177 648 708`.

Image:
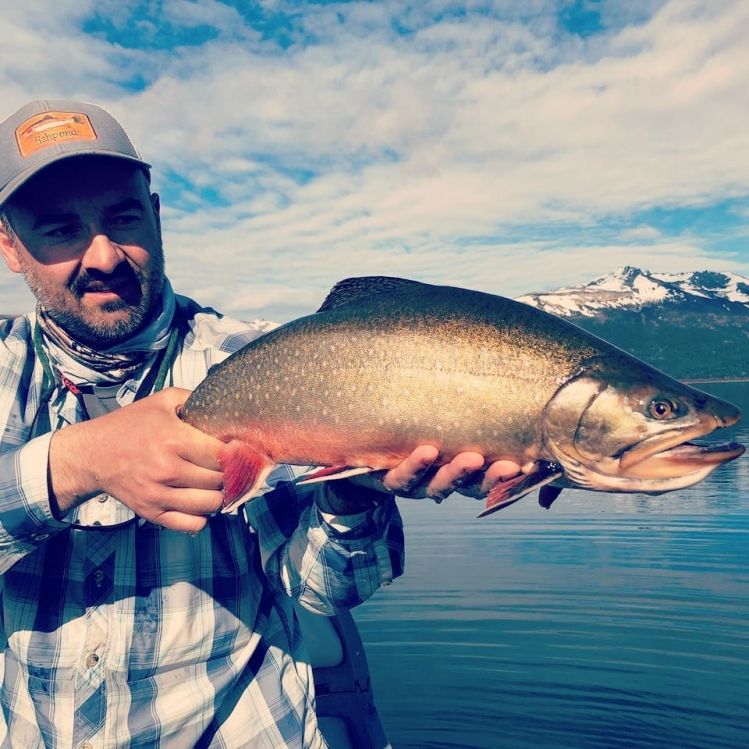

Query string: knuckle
151 455 180 486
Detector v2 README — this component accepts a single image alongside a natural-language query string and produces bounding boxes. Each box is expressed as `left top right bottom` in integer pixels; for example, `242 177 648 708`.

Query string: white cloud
1 0 748 322
619 225 663 241
160 0 246 31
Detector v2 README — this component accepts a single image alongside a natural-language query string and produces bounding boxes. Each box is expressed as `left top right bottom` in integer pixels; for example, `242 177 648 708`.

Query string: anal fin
218 440 273 512
478 461 563 518
297 465 376 485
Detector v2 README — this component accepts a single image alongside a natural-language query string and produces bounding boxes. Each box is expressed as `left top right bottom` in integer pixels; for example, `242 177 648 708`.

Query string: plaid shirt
0 295 404 749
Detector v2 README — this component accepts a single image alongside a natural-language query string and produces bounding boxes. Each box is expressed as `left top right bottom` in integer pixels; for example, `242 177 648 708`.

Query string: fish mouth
616 414 745 481
618 423 712 470
551 420 744 493
618 440 745 480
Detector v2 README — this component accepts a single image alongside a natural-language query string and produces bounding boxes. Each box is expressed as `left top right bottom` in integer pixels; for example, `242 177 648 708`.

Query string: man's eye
45 225 80 239
111 214 140 227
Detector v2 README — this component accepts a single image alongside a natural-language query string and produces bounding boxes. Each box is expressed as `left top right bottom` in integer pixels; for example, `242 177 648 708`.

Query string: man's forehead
9 157 150 213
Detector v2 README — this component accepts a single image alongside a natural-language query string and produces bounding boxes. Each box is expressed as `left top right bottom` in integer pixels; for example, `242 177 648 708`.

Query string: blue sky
1 0 748 322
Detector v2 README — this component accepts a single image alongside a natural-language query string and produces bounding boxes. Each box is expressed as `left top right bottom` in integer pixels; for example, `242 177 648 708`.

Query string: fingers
480 460 523 495
381 445 439 493
138 488 225 532
424 452 486 501
386 447 524 502
164 488 225 516
162 463 224 491
174 425 224 472
157 389 224 471
156 511 209 534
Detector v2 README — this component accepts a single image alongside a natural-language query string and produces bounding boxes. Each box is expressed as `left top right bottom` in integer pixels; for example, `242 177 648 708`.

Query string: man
0 100 520 748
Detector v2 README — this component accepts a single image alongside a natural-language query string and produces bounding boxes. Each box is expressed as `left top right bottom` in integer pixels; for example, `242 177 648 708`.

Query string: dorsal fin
317 276 424 312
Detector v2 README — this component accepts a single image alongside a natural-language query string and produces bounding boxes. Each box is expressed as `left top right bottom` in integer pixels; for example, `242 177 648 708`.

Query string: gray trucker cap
0 99 150 206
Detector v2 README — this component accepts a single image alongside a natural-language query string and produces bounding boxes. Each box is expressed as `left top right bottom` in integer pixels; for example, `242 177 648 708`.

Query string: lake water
354 382 749 749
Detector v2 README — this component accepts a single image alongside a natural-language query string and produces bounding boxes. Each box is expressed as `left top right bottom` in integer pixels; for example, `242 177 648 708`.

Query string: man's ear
0 224 22 274
150 192 161 234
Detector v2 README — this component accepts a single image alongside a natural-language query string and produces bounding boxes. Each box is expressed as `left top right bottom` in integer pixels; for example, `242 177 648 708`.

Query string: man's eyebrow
32 212 78 230
107 198 146 214
31 200 146 230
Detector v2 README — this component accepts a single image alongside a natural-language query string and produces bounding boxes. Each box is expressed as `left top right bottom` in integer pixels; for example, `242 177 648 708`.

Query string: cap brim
0 151 151 207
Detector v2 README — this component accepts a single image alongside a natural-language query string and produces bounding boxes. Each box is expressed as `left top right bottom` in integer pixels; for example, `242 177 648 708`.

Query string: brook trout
180 276 744 515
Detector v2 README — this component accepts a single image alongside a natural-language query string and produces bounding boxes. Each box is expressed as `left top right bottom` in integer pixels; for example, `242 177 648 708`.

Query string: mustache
71 265 142 296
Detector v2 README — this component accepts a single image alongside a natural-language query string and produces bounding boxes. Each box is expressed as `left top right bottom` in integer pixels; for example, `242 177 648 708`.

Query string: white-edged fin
220 463 274 513
297 466 377 485
217 439 276 513
478 461 563 518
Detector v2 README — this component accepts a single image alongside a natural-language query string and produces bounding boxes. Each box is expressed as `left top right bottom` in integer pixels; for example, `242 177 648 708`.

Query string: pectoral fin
218 440 274 512
478 461 563 518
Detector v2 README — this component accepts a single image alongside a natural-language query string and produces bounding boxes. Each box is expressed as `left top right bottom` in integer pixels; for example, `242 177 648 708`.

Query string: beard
19 242 166 348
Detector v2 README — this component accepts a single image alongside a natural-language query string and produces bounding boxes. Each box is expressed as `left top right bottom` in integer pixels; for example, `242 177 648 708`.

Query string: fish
179 276 745 515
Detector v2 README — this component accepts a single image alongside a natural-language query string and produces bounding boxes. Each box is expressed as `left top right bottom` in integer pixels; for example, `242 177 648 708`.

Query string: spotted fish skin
180 276 744 513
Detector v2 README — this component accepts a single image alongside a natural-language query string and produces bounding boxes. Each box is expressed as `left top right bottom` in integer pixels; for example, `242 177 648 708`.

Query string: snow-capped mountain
517 266 749 318
514 266 749 380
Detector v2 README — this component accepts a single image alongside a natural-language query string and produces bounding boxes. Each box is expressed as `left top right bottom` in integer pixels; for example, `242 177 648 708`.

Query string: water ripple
355 383 749 748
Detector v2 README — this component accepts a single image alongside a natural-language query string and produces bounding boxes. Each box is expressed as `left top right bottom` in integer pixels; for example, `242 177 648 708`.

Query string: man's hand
380 445 522 501
342 445 522 507
48 387 225 533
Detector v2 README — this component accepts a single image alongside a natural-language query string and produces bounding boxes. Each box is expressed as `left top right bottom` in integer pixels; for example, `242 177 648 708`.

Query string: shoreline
684 378 749 384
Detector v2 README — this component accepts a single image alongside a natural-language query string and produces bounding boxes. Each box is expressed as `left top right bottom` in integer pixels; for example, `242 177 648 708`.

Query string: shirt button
36 533 49 541
97 494 109 503
85 653 100 668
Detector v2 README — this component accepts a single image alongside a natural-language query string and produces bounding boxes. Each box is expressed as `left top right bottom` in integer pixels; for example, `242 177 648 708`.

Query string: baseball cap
0 99 150 206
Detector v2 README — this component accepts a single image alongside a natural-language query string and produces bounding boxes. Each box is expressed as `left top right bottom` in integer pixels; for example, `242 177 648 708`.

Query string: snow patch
515 268 749 317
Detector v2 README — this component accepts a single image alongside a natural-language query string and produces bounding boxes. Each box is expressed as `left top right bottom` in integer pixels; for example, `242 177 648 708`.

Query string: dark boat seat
294 603 391 749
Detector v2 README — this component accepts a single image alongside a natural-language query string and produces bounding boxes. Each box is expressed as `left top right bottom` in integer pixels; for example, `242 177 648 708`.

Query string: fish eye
648 398 678 420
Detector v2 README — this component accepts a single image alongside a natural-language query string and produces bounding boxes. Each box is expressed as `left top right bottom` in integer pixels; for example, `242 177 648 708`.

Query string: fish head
542 356 745 494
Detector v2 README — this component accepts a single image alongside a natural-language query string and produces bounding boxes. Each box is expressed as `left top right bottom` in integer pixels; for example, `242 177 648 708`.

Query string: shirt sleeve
244 473 405 616
0 434 70 574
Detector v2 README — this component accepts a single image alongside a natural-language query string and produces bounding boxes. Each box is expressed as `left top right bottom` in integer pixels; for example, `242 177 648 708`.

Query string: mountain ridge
516 266 749 318
516 267 749 380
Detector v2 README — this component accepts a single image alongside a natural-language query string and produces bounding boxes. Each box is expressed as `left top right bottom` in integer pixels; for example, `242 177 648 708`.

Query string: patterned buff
37 279 176 386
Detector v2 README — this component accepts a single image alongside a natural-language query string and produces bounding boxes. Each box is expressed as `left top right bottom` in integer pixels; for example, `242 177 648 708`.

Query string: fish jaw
617 413 733 471
558 441 744 494
548 417 745 494
620 441 745 479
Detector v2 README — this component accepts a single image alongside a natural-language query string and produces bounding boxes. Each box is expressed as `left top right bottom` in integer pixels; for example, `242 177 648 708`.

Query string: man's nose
82 233 125 273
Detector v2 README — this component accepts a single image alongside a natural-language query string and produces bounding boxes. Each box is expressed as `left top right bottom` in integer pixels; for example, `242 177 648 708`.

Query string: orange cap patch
15 111 97 158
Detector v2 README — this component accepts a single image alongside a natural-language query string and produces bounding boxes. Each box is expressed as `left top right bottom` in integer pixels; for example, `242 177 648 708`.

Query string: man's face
0 156 165 347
